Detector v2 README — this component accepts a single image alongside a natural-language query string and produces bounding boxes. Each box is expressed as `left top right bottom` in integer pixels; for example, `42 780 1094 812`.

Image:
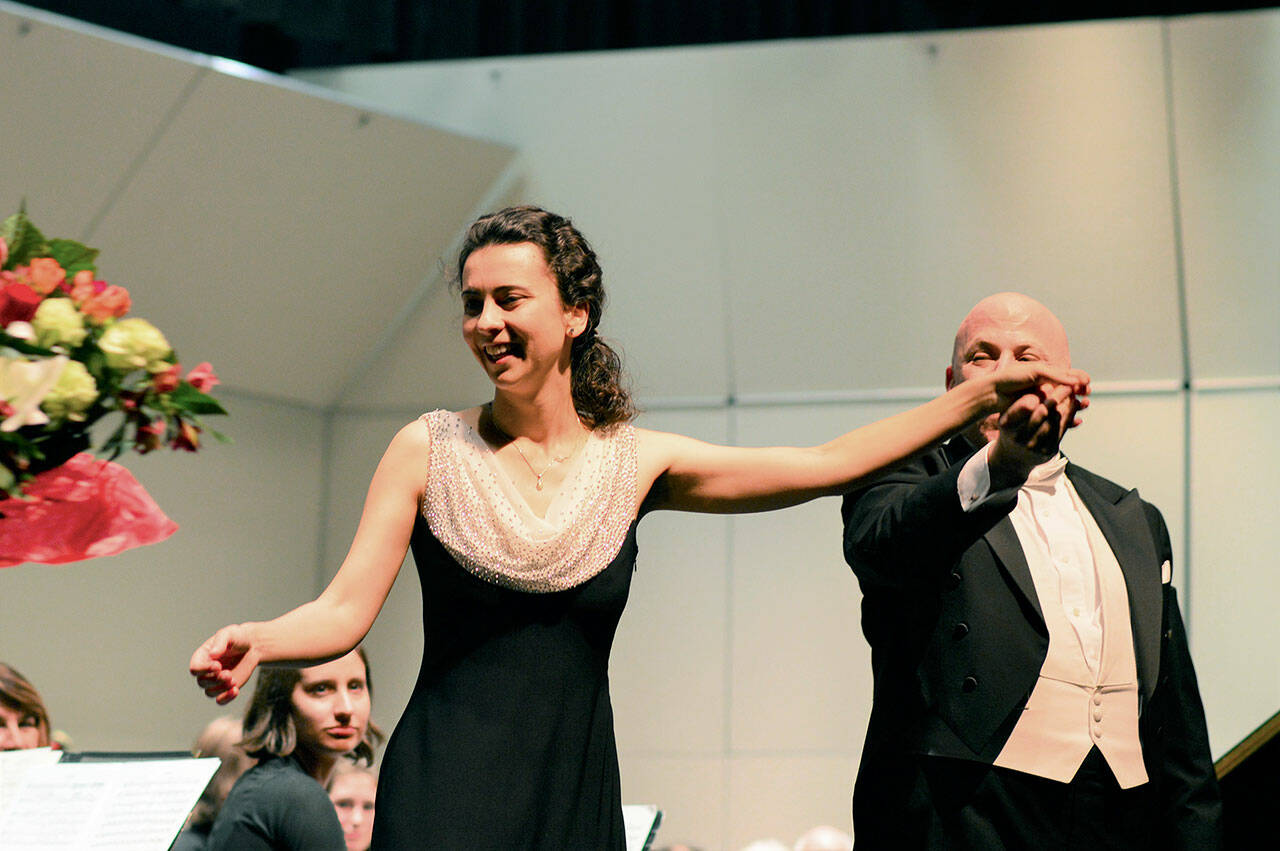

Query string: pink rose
80 284 131 322
69 270 99 302
26 258 66 296
185 362 220 393
0 282 43 327
152 363 181 394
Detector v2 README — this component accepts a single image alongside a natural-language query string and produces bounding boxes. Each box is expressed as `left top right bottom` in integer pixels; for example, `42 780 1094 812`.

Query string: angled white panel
0 6 202 237
712 21 1181 395
297 50 730 404
729 401 903 752
86 65 512 408
613 409 731 757
1170 10 1280 380
0 396 325 750
1189 389 1280 758
335 277 496 412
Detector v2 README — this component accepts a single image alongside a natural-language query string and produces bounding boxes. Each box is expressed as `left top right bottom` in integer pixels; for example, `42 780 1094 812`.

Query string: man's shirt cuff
957 442 1020 512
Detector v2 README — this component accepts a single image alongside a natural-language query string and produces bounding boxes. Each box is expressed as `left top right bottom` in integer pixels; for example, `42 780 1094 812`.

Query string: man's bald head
947 292 1071 445
950 292 1070 377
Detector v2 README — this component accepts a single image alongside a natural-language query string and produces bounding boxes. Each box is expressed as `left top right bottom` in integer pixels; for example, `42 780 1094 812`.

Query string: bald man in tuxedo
841 293 1221 849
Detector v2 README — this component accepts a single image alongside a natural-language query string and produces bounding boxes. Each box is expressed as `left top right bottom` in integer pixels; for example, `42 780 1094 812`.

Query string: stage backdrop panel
297 49 732 409
1170 10 1280 382
1189 389 1280 758
612 409 733 757
711 20 1183 399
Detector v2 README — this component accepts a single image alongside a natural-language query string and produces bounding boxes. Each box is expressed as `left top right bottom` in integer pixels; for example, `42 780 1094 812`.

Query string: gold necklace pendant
486 404 584 492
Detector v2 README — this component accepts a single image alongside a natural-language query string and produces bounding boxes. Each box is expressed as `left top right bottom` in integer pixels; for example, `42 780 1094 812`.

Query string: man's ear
945 365 955 390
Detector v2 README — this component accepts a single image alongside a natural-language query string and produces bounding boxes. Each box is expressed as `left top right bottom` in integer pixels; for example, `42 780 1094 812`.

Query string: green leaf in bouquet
169 382 228 415
47 238 99 276
1 210 49 268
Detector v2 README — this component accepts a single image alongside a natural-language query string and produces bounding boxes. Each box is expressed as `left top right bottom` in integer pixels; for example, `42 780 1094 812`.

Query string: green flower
32 298 88 348
99 318 172 372
41 359 98 421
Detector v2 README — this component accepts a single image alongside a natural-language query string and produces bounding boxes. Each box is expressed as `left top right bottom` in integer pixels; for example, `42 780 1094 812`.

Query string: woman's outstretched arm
189 420 431 704
638 363 1087 515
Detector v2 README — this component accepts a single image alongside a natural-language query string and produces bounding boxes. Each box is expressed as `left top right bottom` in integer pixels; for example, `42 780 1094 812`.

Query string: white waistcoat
992 490 1149 788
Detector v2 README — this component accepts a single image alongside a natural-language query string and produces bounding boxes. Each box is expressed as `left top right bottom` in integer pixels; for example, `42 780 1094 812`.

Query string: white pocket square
1161 559 1172 584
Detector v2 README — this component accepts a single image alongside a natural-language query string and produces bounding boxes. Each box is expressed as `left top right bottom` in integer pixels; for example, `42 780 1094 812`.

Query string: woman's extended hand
983 362 1090 425
190 624 261 705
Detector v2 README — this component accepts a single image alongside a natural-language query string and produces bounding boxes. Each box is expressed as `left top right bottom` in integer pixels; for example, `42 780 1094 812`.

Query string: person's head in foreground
239 647 382 781
0 662 50 750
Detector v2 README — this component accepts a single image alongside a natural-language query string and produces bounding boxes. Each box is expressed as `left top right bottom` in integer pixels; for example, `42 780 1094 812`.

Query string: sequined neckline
458 411 594 523
419 409 638 593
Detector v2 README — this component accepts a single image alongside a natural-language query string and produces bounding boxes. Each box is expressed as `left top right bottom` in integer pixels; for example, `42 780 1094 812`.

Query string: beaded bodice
419 409 638 593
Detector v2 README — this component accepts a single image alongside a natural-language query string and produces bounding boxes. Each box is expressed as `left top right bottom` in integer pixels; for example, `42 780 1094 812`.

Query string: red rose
0 281 43 327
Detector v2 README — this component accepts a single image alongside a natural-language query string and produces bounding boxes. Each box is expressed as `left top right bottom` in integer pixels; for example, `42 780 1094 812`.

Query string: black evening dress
372 410 639 851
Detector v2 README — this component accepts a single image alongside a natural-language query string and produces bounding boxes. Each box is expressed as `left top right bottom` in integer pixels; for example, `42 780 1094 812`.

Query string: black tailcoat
841 438 1221 849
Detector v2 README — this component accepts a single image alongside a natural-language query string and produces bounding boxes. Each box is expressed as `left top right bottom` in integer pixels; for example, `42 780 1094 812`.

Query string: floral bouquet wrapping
0 208 226 567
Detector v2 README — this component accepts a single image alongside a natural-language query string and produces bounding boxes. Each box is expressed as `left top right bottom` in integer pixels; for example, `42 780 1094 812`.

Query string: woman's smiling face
460 242 586 391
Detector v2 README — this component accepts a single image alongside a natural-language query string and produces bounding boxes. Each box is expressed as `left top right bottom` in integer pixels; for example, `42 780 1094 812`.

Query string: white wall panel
728 755 856 850
1062 392 1187 588
729 402 907 753
614 409 732 757
620 756 725 850
323 410 425 741
296 51 733 404
1170 10 1280 380
1189 390 1280 758
0 396 325 750
713 22 1183 396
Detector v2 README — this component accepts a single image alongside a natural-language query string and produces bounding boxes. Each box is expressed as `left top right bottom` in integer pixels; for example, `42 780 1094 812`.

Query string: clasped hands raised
987 363 1090 480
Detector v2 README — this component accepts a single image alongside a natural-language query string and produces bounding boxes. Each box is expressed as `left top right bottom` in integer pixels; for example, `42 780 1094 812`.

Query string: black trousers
913 747 1154 850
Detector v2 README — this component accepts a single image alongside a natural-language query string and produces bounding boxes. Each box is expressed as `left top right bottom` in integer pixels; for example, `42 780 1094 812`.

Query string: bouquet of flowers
0 207 227 566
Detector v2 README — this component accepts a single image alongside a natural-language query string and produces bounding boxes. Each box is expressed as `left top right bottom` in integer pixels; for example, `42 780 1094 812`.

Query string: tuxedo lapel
983 518 1044 625
1066 467 1162 702
939 437 1045 625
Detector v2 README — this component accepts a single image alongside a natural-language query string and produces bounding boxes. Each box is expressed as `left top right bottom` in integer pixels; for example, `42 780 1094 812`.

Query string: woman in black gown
191 206 1087 849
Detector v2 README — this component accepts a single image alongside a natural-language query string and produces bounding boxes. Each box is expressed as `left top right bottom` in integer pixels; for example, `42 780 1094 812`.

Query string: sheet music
0 747 64 813
622 803 662 851
0 757 218 850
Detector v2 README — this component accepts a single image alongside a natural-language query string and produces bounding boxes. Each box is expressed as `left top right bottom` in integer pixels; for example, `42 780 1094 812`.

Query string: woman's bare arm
638 364 1087 515
190 420 430 704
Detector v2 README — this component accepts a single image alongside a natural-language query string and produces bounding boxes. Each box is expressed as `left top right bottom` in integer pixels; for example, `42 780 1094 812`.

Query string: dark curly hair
239 647 383 767
455 205 636 428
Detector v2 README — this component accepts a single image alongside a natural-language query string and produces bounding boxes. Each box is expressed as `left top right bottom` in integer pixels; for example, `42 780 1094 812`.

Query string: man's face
945 294 1071 446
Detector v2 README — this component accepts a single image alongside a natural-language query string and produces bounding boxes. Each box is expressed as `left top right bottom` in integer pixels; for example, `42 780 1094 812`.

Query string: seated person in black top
207 647 382 851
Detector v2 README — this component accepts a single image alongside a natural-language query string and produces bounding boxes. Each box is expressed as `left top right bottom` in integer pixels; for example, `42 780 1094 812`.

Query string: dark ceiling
17 1 1278 73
